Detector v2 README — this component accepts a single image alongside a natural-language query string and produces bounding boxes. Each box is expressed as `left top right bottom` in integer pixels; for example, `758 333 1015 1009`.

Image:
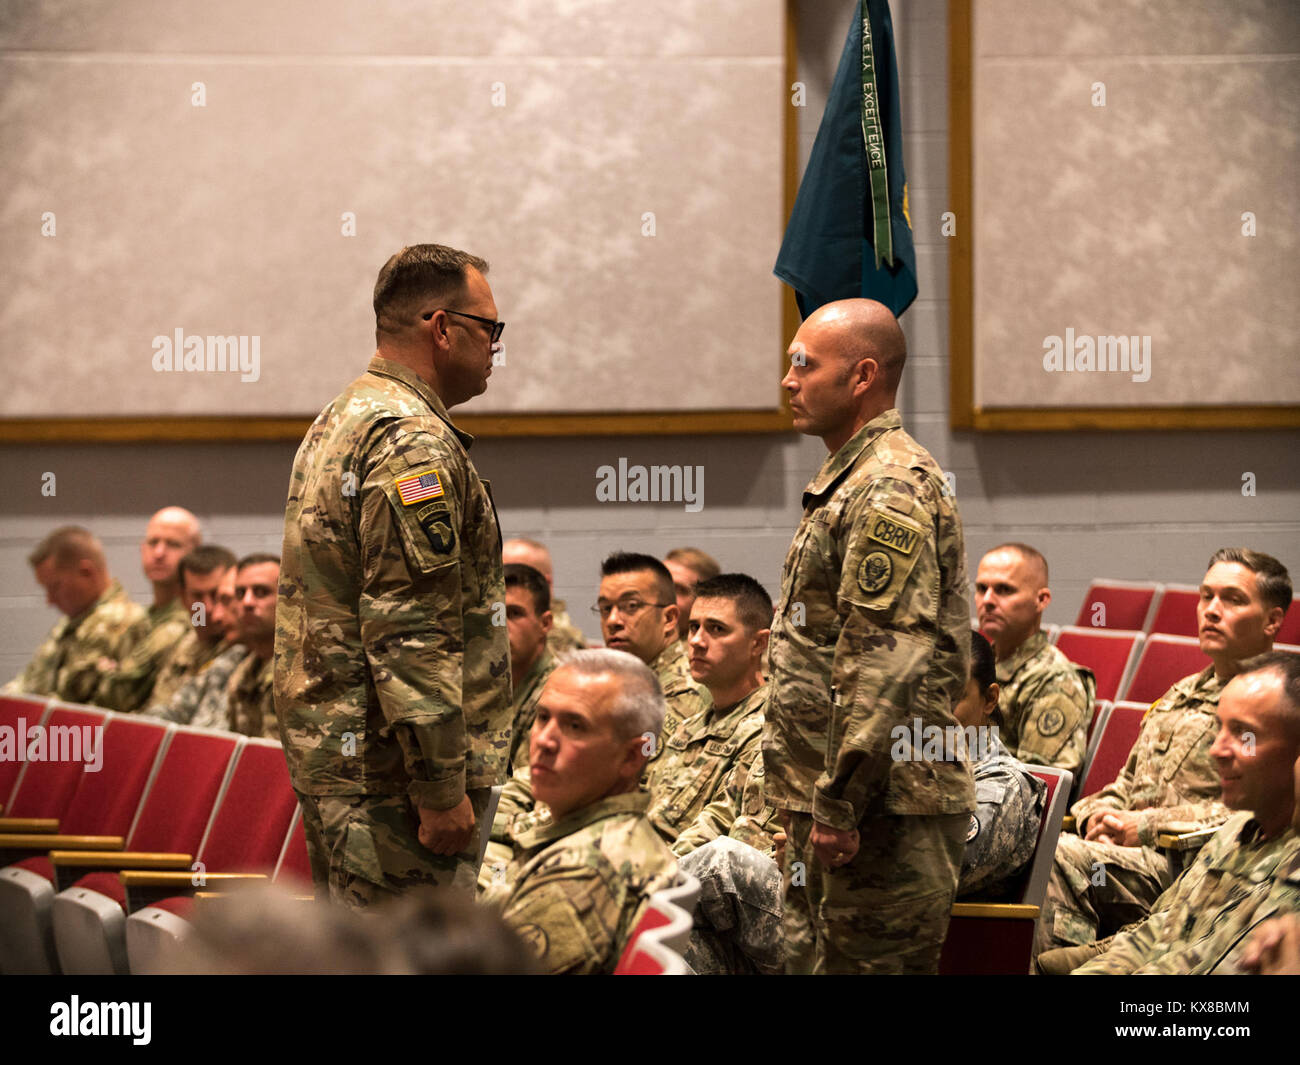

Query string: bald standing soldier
765 298 974 974
4 526 149 704
95 506 202 711
975 543 1095 775
276 243 512 909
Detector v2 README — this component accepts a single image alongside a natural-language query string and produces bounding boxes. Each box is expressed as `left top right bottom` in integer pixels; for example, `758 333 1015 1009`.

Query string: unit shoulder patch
858 551 893 594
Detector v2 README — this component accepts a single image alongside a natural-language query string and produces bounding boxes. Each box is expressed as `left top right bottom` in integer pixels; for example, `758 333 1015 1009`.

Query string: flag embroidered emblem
396 470 445 505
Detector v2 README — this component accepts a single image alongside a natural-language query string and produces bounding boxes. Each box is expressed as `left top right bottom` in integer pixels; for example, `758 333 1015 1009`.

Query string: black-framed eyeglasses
423 308 505 344
591 598 674 620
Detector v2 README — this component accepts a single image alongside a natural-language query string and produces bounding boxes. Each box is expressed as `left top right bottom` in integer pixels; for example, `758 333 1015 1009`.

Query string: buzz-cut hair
373 244 489 339
179 545 237 586
505 563 551 616
990 542 1050 586
692 573 773 632
600 552 675 607
1234 651 1300 739
236 552 280 571
555 649 666 744
28 526 106 572
665 547 721 582
1208 548 1292 613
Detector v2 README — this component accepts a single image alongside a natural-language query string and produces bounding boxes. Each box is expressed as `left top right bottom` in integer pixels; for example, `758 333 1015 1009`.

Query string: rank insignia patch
396 469 445 505
859 551 893 594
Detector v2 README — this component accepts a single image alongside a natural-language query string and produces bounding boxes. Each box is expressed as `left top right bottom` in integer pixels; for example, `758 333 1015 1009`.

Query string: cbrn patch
866 509 923 556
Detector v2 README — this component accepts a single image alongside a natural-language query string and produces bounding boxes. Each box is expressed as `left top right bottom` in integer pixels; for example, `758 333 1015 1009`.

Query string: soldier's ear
540 609 553 634
752 628 771 660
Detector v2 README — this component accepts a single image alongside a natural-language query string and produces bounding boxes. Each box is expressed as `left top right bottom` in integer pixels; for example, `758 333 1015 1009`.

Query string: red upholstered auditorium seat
1120 633 1212 704
0 704 107 830
1146 584 1200 637
0 727 240 974
1053 627 1144 702
1076 701 1147 800
1073 580 1160 631
0 695 50 815
52 737 296 974
939 765 1073 975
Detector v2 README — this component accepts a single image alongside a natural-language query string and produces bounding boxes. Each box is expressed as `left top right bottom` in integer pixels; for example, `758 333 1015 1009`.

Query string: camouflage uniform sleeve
359 436 472 811
958 765 1041 897
671 735 757 858
94 614 190 712
62 612 150 706
1008 668 1092 776
500 849 620 974
813 478 943 831
2 629 58 695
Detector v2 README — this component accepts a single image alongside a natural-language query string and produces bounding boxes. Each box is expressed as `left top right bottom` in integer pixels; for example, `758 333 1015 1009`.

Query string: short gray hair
555 649 665 742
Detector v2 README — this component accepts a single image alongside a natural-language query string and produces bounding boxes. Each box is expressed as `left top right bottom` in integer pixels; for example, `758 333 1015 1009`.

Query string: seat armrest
49 849 190 893
121 871 269 915
950 902 1041 920
0 817 61 833
1061 815 1077 834
0 834 124 868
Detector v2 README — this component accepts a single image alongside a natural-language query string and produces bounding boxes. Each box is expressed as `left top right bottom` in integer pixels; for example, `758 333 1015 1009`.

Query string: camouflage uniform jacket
996 629 1096 775
275 356 512 809
646 684 767 846
672 734 780 859
3 579 148 705
227 653 276 738
547 601 587 656
646 638 712 764
1072 666 1227 847
94 598 191 712
958 730 1046 898
1075 813 1300 975
146 629 229 711
143 643 248 729
763 409 975 830
485 791 679 974
508 649 557 773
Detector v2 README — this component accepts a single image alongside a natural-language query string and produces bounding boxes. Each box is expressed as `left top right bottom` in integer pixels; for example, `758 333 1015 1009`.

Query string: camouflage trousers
782 811 966 974
296 788 492 911
1033 833 1174 956
677 837 784 975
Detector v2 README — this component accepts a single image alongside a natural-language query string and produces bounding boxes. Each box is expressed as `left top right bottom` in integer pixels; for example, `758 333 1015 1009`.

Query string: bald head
803 298 907 394
503 538 553 585
142 507 203 594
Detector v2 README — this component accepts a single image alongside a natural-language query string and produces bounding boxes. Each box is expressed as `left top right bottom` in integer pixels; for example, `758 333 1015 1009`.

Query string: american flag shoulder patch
395 469 445 505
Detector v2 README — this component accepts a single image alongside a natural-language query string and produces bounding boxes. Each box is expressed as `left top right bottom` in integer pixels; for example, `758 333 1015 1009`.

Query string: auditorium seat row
1072 578 1300 644
0 694 306 975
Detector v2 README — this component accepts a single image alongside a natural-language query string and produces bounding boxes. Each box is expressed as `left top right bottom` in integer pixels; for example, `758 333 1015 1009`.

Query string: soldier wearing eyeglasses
275 243 512 910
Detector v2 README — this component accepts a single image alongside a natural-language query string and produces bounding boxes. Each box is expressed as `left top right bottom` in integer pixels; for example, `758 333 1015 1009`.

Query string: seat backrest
1079 702 1148 798
1277 601 1300 645
1075 701 1112 801
1121 634 1210 703
272 807 313 889
126 728 242 853
2 704 107 821
1073 580 1160 631
196 739 298 873
1054 627 1144 702
0 694 50 811
57 716 170 837
1146 584 1199 637
613 873 700 975
1019 766 1074 911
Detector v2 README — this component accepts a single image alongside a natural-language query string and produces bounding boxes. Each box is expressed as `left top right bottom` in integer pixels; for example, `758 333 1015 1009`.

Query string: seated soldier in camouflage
225 555 280 739
502 537 587 655
955 630 1047 899
1073 652 1300 974
4 525 148 704
975 543 1095 775
482 650 679 974
143 545 237 710
1036 549 1291 958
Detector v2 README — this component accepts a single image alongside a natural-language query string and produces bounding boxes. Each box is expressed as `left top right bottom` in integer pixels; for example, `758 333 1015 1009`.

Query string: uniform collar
803 408 902 503
996 629 1050 683
366 355 475 449
515 791 651 850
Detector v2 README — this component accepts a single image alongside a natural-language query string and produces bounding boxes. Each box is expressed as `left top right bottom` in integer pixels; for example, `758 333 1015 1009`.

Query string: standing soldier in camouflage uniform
145 545 237 710
975 543 1095 774
481 651 678 973
225 555 279 739
954 630 1046 898
765 298 974 974
276 244 512 909
1074 652 1300 974
95 507 202 711
4 526 148 704
502 538 588 655
1037 548 1291 956
646 573 772 848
